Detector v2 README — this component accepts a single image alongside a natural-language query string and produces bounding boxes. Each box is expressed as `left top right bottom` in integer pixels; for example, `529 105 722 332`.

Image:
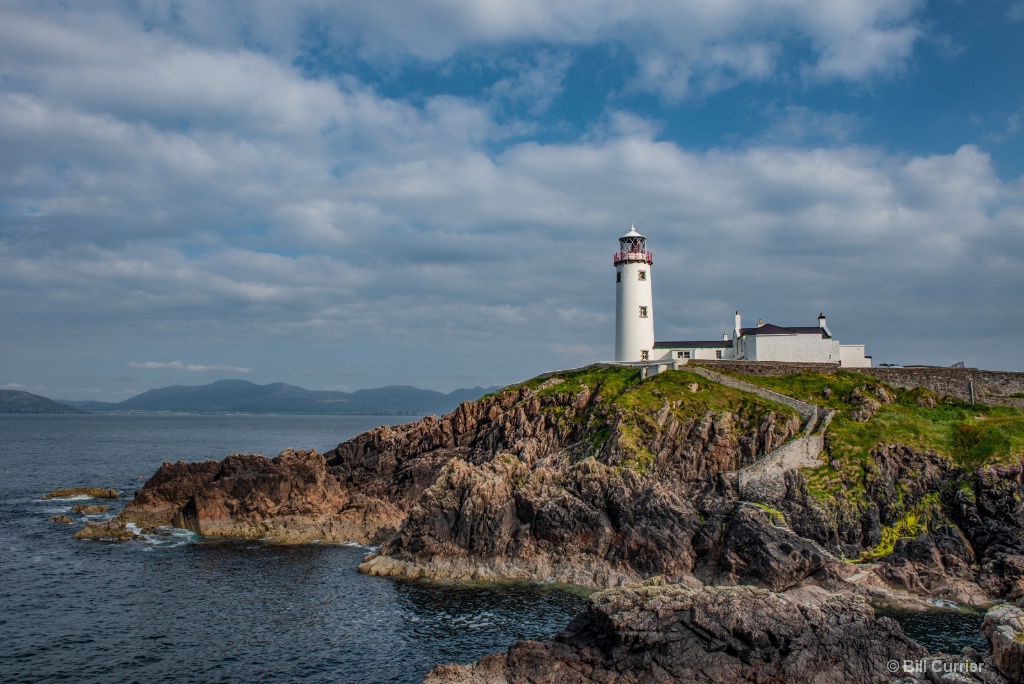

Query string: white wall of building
744 334 840 363
840 344 872 368
615 259 654 361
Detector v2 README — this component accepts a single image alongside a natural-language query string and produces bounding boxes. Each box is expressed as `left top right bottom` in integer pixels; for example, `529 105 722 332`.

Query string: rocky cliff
119 448 404 543
117 364 1024 605
353 367 810 587
121 367 816 589
107 363 1024 683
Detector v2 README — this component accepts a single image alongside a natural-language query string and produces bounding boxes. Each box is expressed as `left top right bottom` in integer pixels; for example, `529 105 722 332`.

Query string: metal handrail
613 250 653 264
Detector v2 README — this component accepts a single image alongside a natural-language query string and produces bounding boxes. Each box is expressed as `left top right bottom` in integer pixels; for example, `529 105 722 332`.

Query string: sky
1 0 1023 401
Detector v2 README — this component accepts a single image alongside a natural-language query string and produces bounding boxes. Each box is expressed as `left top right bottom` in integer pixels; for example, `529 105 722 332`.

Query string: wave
134 524 200 548
38 494 94 502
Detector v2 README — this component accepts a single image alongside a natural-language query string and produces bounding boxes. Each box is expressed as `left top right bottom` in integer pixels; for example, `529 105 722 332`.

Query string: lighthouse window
616 271 621 283
638 270 646 281
639 306 648 318
640 350 649 361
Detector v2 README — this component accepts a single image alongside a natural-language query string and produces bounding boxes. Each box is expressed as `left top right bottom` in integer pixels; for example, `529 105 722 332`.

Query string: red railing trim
613 250 653 264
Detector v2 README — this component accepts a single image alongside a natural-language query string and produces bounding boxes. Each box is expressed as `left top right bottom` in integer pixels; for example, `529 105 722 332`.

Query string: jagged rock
71 504 111 514
351 381 800 587
43 487 118 499
850 387 882 422
74 520 139 541
978 554 1024 602
982 604 1024 682
120 449 404 544
423 584 927 684
49 514 74 524
110 367 1024 608
708 505 847 591
875 528 988 606
362 456 705 587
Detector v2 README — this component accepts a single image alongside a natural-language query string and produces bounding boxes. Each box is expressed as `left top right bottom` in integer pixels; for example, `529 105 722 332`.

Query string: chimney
722 332 728 341
818 312 832 338
758 319 763 327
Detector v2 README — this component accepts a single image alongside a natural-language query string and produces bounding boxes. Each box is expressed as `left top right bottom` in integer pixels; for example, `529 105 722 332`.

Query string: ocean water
0 414 586 684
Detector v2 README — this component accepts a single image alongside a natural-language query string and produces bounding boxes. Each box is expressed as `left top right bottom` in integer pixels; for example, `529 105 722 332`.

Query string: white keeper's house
613 226 872 368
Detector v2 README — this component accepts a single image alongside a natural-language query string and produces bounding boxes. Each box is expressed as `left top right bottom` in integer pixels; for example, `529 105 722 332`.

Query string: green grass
504 365 803 470
703 370 1024 550
712 371 1024 466
498 365 1024 560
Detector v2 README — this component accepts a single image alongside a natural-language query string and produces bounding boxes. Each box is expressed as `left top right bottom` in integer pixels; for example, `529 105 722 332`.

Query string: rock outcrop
44 487 119 499
121 369 815 589
424 583 934 684
120 448 404 544
71 504 111 514
983 604 1024 683
114 366 1024 607
349 370 803 588
73 520 140 541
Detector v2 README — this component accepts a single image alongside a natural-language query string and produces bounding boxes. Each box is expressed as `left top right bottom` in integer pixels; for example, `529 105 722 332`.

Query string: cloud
0 1 927 107
127 361 252 373
0 1 1021 401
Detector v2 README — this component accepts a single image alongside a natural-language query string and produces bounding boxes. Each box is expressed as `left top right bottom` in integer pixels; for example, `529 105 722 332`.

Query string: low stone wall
694 361 1024 405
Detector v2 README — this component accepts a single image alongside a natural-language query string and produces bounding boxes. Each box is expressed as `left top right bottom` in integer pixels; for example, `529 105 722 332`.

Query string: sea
0 414 586 684
0 414 988 684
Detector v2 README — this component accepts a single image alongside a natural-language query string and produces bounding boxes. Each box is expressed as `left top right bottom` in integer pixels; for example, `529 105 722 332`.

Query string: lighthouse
614 226 655 361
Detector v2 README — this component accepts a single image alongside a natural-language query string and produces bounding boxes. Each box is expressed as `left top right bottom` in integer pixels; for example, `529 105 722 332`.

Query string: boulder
424 583 928 684
73 520 139 541
71 504 111 514
710 505 844 592
43 487 118 499
982 604 1024 683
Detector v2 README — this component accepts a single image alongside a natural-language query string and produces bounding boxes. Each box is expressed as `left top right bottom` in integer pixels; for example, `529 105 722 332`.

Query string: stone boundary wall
693 361 1024 405
985 397 1024 409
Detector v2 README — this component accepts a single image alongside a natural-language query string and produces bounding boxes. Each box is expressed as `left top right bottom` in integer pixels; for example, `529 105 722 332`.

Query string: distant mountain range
0 390 88 414
1 380 498 415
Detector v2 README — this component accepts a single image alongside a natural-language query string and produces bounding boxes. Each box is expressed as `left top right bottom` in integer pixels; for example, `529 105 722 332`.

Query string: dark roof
739 323 829 338
654 340 732 349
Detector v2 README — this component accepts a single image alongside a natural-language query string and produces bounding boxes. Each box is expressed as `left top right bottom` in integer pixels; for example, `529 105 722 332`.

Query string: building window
616 271 621 283
716 350 723 359
638 270 646 281
639 306 648 318
683 351 691 359
640 350 649 360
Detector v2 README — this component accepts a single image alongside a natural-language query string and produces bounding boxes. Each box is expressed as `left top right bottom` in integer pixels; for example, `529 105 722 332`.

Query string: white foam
136 525 200 548
343 542 377 551
926 598 959 609
40 494 93 502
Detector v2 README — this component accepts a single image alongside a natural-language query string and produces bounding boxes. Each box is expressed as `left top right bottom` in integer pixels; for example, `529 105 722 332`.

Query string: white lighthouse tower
614 226 655 361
